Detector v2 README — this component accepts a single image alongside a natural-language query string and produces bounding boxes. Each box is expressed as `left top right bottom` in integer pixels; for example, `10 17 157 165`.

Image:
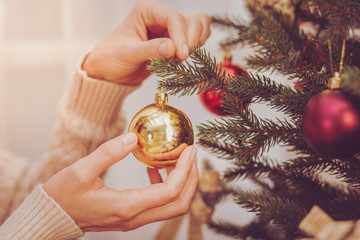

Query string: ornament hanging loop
327 39 346 89
339 38 346 74
155 92 168 105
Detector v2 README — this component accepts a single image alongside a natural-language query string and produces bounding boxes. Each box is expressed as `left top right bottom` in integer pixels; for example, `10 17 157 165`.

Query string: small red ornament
199 53 249 116
302 73 360 157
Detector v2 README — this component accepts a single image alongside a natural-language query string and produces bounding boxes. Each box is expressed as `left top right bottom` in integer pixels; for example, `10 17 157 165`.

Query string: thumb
74 132 138 178
138 38 176 60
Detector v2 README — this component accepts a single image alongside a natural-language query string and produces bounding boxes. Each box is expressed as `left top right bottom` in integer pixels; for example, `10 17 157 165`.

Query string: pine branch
269 89 312 118
282 155 360 190
268 165 360 216
197 118 245 143
197 138 239 160
197 107 298 164
211 16 247 50
223 157 275 182
224 73 287 103
330 155 360 189
208 219 286 240
325 189 360 221
282 156 337 176
147 47 228 96
223 73 313 119
316 0 360 41
213 12 330 84
234 190 307 236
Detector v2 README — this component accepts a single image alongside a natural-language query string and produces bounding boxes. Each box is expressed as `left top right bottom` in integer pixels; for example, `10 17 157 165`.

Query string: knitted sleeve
0 185 84 240
0 57 139 239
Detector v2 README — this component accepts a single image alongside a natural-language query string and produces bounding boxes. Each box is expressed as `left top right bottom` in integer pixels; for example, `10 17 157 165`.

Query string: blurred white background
0 0 290 239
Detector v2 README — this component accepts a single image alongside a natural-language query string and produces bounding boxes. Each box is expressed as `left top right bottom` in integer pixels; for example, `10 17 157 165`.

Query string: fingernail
190 146 197 161
183 43 189 57
122 132 137 145
159 42 168 57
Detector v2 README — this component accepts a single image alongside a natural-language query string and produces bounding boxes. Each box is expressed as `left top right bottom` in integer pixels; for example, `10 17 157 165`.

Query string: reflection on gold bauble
128 92 194 168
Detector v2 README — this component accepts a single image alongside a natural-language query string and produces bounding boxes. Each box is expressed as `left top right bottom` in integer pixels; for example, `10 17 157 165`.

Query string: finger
140 0 189 60
72 132 138 178
133 160 199 227
112 146 197 217
198 14 212 46
137 38 176 60
186 16 203 48
98 159 199 231
147 167 163 184
165 165 176 175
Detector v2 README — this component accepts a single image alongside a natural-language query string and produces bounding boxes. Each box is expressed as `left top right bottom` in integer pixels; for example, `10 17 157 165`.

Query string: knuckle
201 14 212 25
165 186 181 202
115 206 136 222
65 165 87 184
117 210 133 222
177 201 191 216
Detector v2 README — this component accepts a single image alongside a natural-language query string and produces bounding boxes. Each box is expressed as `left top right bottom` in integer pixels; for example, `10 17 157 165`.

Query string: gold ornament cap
328 72 343 89
155 92 168 105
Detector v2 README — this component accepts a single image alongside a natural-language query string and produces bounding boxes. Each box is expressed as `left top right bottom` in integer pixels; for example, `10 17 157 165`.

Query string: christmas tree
148 0 360 239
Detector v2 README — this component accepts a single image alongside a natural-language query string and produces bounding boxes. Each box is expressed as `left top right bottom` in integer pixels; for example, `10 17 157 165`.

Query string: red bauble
302 89 360 157
199 55 249 116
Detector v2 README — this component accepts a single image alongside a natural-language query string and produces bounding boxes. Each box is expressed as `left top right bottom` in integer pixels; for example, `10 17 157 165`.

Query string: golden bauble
128 92 194 168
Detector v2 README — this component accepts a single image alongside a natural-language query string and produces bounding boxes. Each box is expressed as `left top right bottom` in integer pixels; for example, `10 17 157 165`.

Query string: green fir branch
234 190 307 236
269 89 311 118
223 73 313 119
223 157 276 182
234 120 298 163
225 73 285 103
282 155 360 190
269 165 360 215
197 118 246 143
325 189 360 220
197 106 298 163
197 138 239 160
208 219 286 240
211 16 247 50
316 0 360 40
148 47 228 96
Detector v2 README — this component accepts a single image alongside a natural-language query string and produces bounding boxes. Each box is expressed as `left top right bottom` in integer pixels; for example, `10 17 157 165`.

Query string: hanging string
327 39 334 76
327 38 346 75
327 38 346 89
339 39 346 74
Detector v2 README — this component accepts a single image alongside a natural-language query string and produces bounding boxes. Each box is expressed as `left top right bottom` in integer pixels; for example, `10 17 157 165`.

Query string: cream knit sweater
0 58 138 239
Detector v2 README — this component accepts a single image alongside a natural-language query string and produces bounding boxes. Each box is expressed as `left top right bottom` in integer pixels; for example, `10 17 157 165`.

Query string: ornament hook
327 39 346 89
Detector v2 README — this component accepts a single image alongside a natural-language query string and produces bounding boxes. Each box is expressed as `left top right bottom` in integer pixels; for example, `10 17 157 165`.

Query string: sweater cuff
0 185 83 240
62 57 139 126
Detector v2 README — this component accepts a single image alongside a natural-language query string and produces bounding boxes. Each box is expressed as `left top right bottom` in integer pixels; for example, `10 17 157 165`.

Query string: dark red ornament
199 53 249 116
302 88 360 157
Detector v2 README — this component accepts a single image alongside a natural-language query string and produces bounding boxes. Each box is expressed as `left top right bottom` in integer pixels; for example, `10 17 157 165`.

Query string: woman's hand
82 0 211 85
43 132 198 231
